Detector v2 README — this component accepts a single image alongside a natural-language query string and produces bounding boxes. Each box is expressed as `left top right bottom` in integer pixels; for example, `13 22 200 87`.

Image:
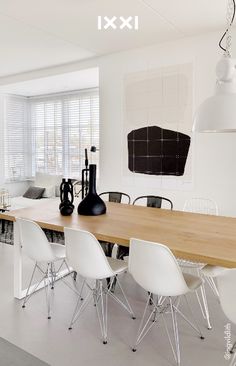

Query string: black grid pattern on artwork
128 126 191 176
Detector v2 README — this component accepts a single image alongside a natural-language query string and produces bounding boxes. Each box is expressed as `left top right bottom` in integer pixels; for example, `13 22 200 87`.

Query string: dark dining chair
99 191 131 291
131 195 174 304
98 192 131 257
99 191 131 205
116 195 173 260
133 195 173 210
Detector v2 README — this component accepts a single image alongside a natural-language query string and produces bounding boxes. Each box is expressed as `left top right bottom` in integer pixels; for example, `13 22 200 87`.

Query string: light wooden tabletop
1 199 236 268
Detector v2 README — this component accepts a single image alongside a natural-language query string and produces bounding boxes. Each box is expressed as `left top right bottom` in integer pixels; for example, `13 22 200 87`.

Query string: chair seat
50 243 66 261
184 273 202 291
178 258 205 269
201 264 226 278
107 257 128 275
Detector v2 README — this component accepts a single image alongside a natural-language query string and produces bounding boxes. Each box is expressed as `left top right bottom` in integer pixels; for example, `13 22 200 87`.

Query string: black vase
59 178 74 216
78 164 106 216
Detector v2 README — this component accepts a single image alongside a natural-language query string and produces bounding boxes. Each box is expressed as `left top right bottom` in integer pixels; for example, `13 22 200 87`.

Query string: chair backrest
133 195 173 210
16 218 55 263
183 197 218 215
216 269 236 325
64 228 114 280
129 238 189 297
99 191 131 204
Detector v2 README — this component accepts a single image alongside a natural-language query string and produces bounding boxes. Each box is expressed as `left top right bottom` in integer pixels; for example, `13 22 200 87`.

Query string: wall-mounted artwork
123 63 193 190
128 126 191 176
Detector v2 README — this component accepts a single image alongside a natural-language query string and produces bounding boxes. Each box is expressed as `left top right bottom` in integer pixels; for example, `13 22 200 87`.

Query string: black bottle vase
78 164 106 216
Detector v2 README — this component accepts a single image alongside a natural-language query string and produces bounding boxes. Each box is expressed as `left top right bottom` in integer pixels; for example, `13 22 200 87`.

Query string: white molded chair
129 238 205 366
201 264 224 298
183 197 219 215
17 218 70 319
64 227 135 344
179 197 219 329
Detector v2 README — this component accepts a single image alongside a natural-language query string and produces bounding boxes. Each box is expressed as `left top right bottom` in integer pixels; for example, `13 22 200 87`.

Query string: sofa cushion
23 186 45 199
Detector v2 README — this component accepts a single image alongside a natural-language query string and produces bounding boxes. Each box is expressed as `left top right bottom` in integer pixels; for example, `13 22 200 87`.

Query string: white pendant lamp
193 0 236 133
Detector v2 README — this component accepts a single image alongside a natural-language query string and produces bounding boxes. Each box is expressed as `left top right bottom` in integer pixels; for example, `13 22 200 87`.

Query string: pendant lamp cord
219 0 236 55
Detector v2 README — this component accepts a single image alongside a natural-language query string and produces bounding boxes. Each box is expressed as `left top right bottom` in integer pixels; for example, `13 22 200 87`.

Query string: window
31 98 63 175
31 89 99 178
4 96 30 181
4 89 99 181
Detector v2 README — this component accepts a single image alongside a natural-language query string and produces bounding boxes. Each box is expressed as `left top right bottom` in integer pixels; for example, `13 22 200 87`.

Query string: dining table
1 198 236 299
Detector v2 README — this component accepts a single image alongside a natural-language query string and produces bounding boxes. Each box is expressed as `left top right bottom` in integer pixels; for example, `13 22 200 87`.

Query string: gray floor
0 336 49 366
0 243 233 366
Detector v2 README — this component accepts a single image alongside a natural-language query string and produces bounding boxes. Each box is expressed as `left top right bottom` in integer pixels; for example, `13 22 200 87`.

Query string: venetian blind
4 95 29 181
30 88 99 178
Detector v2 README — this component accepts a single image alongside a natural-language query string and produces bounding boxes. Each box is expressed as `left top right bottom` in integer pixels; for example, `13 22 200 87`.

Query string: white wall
0 30 236 216
98 31 236 217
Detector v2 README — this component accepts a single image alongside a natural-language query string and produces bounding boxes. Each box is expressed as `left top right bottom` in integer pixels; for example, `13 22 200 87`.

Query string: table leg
14 221 23 299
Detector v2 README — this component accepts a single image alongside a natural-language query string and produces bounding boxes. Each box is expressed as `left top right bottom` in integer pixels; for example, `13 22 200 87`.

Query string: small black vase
59 178 74 216
78 164 106 216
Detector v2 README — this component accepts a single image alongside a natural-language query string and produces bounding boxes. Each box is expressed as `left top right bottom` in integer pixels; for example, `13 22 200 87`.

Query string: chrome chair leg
69 279 107 340
93 280 99 306
175 296 204 339
195 289 206 319
96 280 108 344
200 283 212 329
182 266 213 330
230 351 236 366
158 297 181 365
44 264 52 319
68 290 93 330
22 263 38 308
22 263 47 308
230 341 236 354
22 259 75 319
73 271 77 281
69 275 134 344
132 293 158 352
133 295 204 366
196 269 212 330
205 276 219 298
170 297 181 366
152 295 165 322
164 296 204 366
50 262 56 289
113 277 135 319
61 260 84 299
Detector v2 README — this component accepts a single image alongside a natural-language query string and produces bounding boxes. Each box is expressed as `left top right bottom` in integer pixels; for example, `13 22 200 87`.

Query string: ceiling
0 68 99 96
0 0 228 77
